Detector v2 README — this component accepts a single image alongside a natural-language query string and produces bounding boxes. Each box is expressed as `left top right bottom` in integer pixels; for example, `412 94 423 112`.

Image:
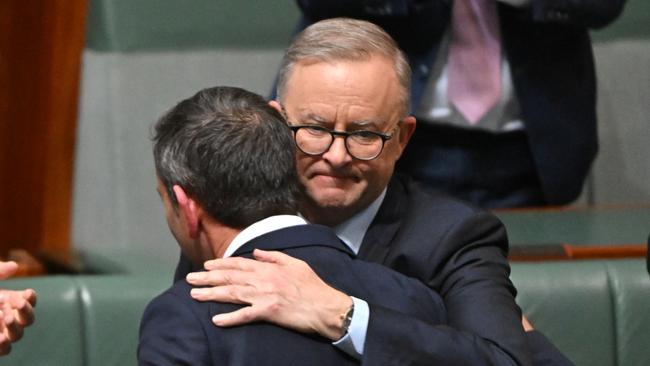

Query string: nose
321 135 353 167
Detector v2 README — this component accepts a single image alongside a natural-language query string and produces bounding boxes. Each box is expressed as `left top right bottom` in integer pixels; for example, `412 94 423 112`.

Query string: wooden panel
0 0 87 257
509 243 647 262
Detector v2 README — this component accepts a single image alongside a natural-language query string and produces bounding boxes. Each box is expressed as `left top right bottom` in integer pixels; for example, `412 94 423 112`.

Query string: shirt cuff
332 297 369 359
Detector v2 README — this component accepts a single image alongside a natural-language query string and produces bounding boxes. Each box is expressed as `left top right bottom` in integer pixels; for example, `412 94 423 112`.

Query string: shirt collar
223 215 307 258
333 188 387 254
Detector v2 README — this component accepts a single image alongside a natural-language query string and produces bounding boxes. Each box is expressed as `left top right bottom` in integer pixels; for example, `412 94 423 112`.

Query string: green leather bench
513 259 650 366
0 257 648 366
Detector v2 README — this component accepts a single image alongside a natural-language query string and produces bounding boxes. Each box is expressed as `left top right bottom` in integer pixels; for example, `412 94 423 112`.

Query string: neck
201 219 241 259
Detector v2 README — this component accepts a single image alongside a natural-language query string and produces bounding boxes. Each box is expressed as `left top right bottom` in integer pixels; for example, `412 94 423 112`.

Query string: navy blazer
296 0 626 204
358 174 532 365
173 176 536 365
357 174 573 365
141 224 447 365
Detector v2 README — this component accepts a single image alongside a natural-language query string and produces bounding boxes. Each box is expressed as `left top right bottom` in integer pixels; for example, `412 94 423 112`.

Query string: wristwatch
340 302 355 335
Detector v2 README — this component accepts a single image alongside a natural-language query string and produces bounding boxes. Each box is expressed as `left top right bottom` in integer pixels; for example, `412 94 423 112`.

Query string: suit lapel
357 175 407 264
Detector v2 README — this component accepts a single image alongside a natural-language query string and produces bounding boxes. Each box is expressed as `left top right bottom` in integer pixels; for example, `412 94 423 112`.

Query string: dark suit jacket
357 174 573 365
173 177 534 365
141 224 447 365
296 0 625 204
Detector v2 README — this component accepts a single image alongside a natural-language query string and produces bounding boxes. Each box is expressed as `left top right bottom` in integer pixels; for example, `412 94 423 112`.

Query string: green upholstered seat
77 275 169 366
512 259 650 366
0 276 85 366
512 261 617 366
606 260 650 366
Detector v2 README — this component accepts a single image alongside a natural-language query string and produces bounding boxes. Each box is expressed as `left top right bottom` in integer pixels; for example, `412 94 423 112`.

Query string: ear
397 116 416 151
269 100 282 114
172 185 200 239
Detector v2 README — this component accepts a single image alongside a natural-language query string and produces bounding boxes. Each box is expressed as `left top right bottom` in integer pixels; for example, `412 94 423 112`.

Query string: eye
303 126 330 137
351 131 380 144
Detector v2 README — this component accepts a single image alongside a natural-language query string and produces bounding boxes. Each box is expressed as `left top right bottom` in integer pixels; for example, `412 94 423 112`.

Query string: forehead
282 57 402 126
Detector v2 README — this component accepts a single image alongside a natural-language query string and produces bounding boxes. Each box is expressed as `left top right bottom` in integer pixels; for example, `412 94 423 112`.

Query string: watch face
342 304 354 333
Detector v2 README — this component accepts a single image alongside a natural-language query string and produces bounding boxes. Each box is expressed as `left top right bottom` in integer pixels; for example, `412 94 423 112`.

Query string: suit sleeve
362 212 531 365
526 330 576 366
173 252 197 283
138 292 211 366
524 0 626 28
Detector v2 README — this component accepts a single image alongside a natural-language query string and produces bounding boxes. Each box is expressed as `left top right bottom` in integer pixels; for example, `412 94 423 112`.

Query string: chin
309 188 359 210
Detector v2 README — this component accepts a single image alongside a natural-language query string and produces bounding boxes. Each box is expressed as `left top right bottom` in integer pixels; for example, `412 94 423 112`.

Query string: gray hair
276 18 411 116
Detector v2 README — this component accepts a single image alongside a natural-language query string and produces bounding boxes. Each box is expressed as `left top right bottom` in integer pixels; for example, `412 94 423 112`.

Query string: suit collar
224 215 307 258
333 188 387 254
232 224 354 258
357 174 409 262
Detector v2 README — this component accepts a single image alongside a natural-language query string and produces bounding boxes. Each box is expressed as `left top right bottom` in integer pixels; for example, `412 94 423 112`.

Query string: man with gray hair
138 86 448 365
180 19 571 365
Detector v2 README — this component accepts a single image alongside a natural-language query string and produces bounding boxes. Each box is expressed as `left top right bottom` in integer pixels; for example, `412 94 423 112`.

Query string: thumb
0 262 18 280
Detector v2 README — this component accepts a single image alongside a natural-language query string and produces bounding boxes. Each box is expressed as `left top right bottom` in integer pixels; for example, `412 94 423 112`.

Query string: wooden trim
509 243 647 262
0 0 88 257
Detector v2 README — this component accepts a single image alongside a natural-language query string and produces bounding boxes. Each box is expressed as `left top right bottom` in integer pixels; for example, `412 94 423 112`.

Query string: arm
297 0 416 18
138 291 210 366
187 247 530 365
354 210 530 365
526 330 576 366
510 0 626 29
188 249 354 341
0 261 36 356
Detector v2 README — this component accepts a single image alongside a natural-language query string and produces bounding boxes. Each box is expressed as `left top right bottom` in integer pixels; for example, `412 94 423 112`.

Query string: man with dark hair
138 86 447 365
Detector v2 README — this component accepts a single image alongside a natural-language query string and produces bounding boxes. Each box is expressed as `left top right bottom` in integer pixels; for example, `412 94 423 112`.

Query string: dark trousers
396 122 545 209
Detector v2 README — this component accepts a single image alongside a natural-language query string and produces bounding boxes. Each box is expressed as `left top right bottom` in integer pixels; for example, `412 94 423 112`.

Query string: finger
0 261 18 280
252 249 298 265
190 285 251 304
186 268 253 287
203 256 259 271
21 289 37 307
13 300 35 327
522 315 535 332
0 333 10 356
2 308 23 342
212 306 260 327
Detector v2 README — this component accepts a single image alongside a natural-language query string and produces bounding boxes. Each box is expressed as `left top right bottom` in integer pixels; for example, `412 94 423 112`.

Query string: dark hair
153 86 299 228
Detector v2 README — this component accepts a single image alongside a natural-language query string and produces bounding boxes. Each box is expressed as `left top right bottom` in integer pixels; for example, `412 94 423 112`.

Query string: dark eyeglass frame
286 124 398 161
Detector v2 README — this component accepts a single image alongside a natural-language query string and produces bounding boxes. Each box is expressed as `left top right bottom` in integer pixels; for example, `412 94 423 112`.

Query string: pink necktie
448 0 501 124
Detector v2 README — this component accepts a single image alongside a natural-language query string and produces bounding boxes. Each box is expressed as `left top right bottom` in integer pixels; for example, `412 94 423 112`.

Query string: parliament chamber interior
0 0 649 365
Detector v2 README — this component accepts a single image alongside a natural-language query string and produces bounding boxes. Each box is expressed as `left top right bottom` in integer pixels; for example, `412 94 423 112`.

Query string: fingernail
190 288 208 298
186 272 202 282
212 314 224 325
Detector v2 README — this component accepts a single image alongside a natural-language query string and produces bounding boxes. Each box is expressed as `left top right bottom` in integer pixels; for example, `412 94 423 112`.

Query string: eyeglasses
287 124 398 161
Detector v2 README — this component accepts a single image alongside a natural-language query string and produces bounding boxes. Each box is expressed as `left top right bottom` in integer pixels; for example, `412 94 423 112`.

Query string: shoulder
142 281 199 317
375 175 509 283
350 259 447 323
138 282 213 365
389 174 504 234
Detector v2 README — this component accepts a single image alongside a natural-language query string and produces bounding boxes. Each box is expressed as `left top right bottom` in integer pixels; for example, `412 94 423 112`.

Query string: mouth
309 171 360 185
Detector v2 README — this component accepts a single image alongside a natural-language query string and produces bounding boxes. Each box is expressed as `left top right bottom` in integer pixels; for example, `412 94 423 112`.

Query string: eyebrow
297 113 384 130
